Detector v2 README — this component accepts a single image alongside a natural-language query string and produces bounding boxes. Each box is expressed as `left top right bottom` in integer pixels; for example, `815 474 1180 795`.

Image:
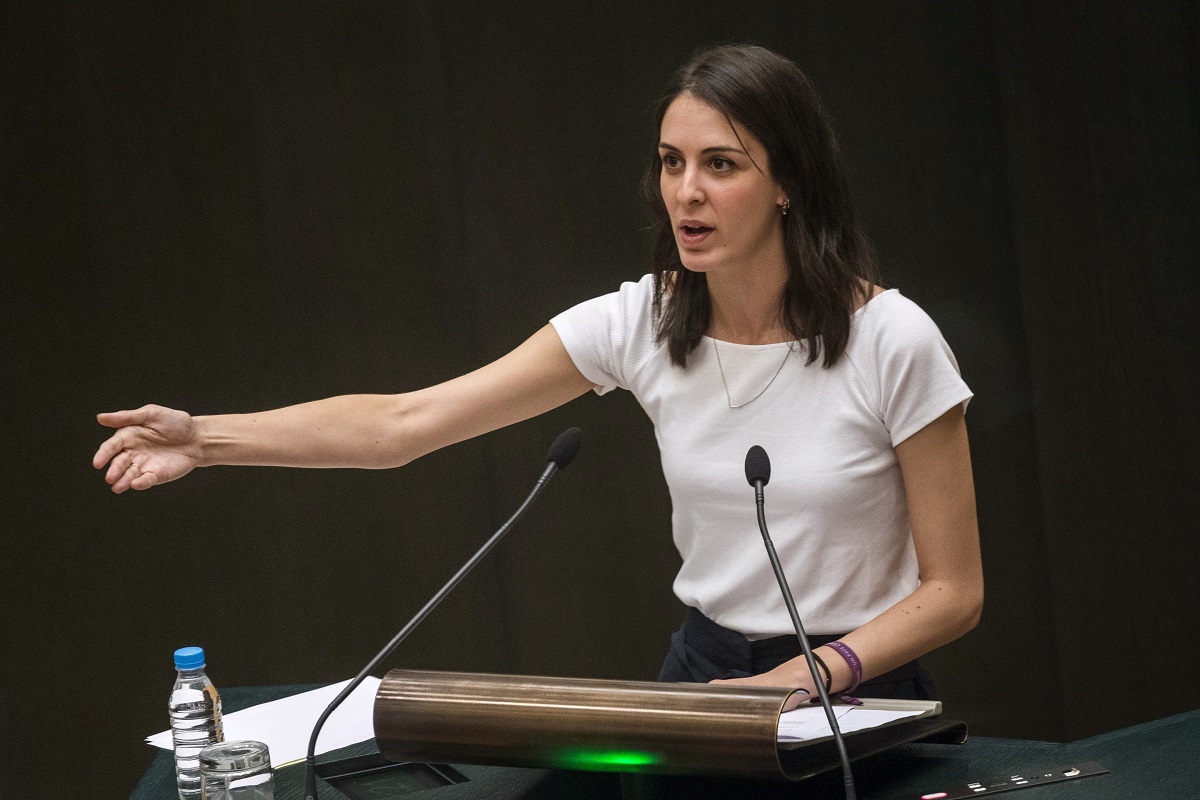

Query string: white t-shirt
550 275 972 637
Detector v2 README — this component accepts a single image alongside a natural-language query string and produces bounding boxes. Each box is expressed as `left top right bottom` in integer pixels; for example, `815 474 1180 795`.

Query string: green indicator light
553 749 662 772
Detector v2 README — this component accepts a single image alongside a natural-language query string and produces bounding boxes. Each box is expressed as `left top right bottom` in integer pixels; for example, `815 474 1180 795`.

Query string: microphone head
745 445 771 487
547 427 583 469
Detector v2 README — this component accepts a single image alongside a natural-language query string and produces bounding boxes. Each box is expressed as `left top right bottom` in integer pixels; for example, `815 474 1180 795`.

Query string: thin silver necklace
712 338 794 409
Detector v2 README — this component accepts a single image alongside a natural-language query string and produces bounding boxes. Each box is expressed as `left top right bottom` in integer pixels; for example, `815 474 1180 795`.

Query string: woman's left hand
710 665 815 711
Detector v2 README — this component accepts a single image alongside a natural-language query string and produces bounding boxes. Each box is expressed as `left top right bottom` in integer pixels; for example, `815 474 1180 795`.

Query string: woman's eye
711 157 732 171
661 154 682 169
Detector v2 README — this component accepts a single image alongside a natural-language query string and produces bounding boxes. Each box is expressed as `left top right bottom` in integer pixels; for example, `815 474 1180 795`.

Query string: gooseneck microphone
303 427 584 800
744 445 857 800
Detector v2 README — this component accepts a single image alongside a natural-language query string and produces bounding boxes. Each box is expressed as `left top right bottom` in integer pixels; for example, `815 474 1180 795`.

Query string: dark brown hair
643 44 880 367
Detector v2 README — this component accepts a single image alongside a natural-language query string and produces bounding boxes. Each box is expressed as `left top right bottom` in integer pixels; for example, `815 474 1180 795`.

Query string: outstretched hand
92 405 202 493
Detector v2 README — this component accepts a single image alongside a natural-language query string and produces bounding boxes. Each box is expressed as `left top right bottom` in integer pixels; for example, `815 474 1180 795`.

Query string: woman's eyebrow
657 142 747 156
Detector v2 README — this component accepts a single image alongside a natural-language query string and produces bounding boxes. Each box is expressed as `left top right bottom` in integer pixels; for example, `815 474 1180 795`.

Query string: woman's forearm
816 576 984 692
194 393 420 470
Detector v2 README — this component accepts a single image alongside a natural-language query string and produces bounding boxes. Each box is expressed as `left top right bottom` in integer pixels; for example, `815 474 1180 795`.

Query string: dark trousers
658 607 937 701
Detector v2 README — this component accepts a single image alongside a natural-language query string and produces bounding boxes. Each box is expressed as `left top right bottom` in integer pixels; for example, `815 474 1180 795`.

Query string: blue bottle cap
174 646 206 670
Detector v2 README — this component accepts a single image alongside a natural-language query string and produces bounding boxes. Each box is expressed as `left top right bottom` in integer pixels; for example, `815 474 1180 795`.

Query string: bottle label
171 688 205 705
205 684 224 742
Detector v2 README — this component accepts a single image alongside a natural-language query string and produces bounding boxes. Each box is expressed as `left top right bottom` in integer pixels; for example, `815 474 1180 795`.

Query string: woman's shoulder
554 273 654 319
856 287 942 330
853 282 887 312
549 273 662 392
550 273 659 351
849 287 953 359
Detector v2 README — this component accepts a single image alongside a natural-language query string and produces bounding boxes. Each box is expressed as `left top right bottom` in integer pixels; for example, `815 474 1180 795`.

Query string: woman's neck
706 262 791 345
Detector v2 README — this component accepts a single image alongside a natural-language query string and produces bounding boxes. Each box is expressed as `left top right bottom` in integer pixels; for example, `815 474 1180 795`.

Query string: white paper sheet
776 703 925 741
147 677 381 767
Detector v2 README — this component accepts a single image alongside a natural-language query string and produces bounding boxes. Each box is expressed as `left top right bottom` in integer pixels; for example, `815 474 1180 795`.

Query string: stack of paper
148 677 380 768
777 702 930 742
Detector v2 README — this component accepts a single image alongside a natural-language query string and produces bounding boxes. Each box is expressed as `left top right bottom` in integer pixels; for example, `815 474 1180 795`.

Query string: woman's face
658 93 788 277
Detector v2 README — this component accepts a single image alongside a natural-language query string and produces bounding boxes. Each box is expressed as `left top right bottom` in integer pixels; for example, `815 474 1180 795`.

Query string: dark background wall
2 2 1196 797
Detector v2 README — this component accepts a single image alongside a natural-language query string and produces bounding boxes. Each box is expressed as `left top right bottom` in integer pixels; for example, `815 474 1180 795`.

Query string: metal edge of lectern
373 669 798 781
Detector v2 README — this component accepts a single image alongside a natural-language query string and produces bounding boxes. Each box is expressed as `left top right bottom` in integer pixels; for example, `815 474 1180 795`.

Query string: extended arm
93 325 595 492
715 405 983 696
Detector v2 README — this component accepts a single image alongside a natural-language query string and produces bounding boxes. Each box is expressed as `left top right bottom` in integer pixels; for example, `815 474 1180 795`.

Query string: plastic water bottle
169 646 224 799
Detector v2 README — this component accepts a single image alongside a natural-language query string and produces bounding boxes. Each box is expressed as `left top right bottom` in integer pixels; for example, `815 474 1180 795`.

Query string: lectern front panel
374 670 797 779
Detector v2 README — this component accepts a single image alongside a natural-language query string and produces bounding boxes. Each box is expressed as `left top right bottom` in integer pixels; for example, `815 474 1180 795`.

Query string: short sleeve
549 275 659 395
854 292 973 446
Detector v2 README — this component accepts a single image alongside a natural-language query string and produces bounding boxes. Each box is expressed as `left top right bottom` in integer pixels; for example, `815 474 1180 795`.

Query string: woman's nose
677 169 704 205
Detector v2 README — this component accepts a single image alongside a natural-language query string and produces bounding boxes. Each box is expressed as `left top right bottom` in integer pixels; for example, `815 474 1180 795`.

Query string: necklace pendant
712 339 794 409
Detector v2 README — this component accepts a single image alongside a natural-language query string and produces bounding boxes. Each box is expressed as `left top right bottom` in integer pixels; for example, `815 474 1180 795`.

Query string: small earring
779 199 790 216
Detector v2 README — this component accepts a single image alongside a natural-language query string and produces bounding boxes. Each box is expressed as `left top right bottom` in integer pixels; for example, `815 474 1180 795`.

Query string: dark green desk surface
132 685 1199 800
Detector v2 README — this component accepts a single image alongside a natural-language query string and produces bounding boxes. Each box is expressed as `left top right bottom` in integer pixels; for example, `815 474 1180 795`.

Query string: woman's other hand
710 664 816 712
92 405 202 493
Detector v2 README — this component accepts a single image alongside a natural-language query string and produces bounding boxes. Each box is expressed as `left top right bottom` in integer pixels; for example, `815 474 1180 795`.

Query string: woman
93 45 982 703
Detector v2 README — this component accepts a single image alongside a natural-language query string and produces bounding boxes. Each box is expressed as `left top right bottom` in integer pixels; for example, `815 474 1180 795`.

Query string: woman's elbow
929 576 983 641
362 393 424 469
958 579 984 635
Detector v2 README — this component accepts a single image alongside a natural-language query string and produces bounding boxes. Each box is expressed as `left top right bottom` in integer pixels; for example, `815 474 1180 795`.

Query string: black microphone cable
744 444 856 800
303 427 583 800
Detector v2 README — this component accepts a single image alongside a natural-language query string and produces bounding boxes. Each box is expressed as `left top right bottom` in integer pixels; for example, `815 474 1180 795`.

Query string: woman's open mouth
679 224 714 245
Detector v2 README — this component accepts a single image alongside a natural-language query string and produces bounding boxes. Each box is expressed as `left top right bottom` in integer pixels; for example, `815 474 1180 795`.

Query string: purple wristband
827 641 863 694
